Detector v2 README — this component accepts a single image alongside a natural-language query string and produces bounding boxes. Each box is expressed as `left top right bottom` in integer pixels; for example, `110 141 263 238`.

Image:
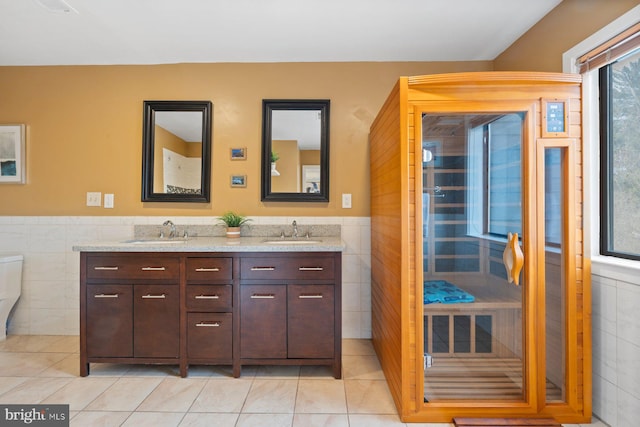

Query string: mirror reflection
262 100 330 202
142 101 212 202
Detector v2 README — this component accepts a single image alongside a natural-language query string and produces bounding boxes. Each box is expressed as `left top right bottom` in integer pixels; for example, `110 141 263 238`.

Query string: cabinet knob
299 267 323 271
141 266 166 271
93 266 119 271
298 294 324 299
195 267 220 272
250 267 275 271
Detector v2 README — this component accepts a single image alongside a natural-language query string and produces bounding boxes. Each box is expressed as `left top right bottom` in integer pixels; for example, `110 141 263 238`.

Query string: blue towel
424 280 475 304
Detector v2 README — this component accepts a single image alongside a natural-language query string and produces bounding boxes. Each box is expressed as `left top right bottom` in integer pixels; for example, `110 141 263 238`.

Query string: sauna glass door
421 113 526 402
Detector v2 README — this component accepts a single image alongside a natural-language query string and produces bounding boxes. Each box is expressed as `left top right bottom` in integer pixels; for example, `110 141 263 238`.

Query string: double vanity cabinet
78 242 342 378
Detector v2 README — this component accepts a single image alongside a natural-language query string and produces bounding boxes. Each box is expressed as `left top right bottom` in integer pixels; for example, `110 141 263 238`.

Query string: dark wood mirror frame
261 99 330 202
142 100 212 202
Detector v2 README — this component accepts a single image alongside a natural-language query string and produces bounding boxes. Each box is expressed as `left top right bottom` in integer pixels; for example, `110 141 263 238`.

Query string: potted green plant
218 211 251 238
270 152 281 176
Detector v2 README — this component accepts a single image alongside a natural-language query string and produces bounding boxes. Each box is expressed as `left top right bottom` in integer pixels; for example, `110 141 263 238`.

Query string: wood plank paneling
370 79 406 414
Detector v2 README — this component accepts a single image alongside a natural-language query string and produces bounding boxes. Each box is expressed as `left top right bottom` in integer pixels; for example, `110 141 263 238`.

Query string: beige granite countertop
72 236 345 252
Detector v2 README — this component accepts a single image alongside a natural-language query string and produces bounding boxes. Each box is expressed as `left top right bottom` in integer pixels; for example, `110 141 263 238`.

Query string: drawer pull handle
94 266 119 271
299 267 324 271
251 267 275 271
195 267 220 272
196 322 220 327
195 295 219 300
94 293 119 298
141 267 166 271
299 294 324 299
142 294 166 299
250 294 275 299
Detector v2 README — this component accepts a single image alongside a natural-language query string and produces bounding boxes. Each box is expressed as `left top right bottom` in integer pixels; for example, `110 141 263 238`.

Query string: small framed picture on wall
230 147 246 160
230 175 247 188
0 124 26 184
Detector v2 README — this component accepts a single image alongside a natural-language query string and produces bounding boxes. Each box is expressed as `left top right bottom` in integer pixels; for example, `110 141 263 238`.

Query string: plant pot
226 226 241 238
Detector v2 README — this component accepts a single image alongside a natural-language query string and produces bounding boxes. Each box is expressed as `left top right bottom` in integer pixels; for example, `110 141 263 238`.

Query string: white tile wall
592 261 640 427
6 215 636 423
0 216 372 339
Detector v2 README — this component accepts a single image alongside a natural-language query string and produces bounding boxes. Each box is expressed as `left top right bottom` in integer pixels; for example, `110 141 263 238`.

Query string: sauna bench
423 286 521 358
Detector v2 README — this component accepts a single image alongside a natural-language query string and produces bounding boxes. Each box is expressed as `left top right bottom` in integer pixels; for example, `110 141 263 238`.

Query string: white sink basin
262 239 322 245
124 239 187 245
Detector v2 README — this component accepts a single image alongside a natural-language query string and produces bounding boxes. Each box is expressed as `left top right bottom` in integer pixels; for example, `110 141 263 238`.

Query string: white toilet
0 253 23 340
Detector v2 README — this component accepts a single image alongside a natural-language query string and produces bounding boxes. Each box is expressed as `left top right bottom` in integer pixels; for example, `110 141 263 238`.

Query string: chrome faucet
292 220 298 239
163 220 176 238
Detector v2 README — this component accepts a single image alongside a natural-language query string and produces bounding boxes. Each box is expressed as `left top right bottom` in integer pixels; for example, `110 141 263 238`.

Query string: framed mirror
142 100 212 202
261 99 330 202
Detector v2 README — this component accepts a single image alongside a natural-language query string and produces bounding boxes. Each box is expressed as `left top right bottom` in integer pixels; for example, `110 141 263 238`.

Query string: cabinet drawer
240 256 334 280
186 285 232 311
187 313 232 360
186 258 232 282
86 255 180 280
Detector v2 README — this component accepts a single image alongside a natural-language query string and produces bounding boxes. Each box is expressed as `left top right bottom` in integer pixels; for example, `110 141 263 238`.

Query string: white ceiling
0 0 561 66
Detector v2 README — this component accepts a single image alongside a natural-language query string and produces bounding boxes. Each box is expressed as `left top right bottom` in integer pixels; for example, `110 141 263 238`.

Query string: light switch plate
104 193 114 208
86 192 101 207
342 193 352 209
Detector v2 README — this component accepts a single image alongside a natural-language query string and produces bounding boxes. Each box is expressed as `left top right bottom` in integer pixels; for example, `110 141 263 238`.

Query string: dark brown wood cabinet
133 284 179 358
240 284 287 358
80 251 341 379
85 284 132 358
80 254 180 376
288 284 335 359
183 256 235 375
239 253 341 378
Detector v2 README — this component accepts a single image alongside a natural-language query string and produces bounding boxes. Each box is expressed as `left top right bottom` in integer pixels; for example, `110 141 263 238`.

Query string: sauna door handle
502 232 524 285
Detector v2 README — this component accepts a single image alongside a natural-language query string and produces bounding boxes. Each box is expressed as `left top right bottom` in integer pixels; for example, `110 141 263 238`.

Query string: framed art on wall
230 175 247 187
0 124 26 184
230 147 247 160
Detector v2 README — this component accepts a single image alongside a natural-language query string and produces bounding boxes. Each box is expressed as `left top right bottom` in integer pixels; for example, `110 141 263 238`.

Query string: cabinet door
240 285 286 358
288 285 334 358
86 284 133 358
134 284 179 358
187 313 232 360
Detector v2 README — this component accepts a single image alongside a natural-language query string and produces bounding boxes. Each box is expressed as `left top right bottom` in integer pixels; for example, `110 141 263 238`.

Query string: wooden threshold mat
454 418 561 427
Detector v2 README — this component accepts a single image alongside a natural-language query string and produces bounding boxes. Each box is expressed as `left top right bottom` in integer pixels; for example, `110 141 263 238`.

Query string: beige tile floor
0 336 608 427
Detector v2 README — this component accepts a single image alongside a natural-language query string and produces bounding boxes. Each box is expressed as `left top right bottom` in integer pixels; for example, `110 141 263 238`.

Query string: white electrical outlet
86 192 101 207
104 193 114 208
342 193 352 209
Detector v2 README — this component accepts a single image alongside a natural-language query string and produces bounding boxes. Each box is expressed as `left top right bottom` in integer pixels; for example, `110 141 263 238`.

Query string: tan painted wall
153 125 200 192
494 0 640 72
271 140 299 192
0 61 492 217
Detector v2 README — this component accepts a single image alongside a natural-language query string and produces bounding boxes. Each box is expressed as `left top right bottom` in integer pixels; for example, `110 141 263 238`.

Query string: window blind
577 21 640 72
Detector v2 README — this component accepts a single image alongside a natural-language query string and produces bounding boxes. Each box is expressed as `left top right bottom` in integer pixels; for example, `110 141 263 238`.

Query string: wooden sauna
369 72 591 423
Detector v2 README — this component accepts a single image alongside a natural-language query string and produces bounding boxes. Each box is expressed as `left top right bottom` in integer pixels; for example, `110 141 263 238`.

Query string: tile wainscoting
0 216 371 339
591 259 640 427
